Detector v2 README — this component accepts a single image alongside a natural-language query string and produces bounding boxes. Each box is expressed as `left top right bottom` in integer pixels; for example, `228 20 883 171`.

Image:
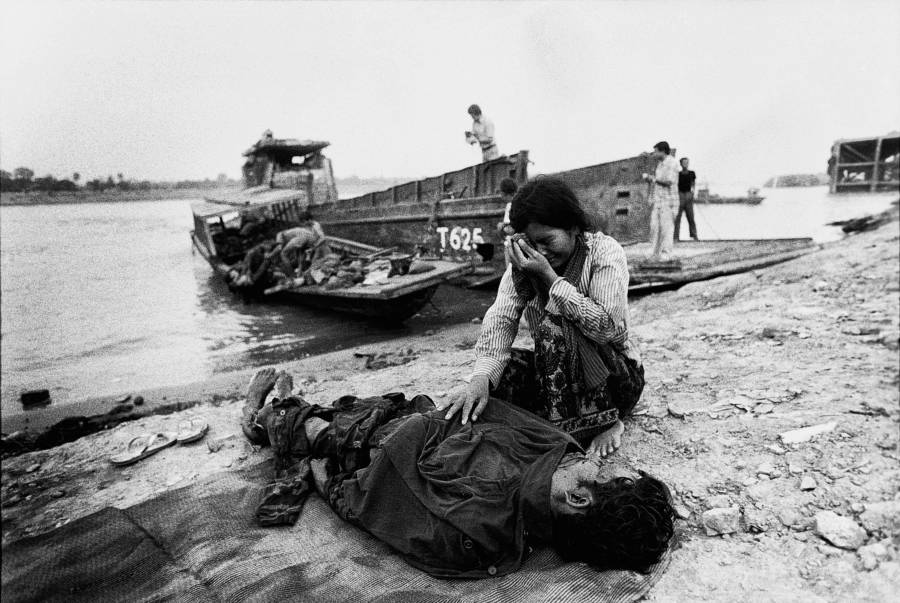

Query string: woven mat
2 462 670 602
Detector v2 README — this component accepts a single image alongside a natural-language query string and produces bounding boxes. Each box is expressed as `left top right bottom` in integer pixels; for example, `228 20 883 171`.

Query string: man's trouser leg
482 146 500 161
684 194 698 239
676 192 690 240
659 203 675 256
649 202 661 256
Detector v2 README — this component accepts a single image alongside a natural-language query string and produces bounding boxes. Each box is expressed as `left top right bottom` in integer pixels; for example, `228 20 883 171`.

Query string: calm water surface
0 186 895 414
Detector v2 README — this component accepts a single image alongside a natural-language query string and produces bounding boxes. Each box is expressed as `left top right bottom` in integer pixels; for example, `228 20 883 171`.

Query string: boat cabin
241 138 339 205
191 196 310 265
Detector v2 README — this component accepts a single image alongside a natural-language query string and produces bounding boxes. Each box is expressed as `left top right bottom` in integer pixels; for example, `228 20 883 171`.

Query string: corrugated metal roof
193 189 307 217
243 139 330 157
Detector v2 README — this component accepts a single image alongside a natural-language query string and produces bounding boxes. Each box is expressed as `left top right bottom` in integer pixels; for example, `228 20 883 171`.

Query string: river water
0 186 895 415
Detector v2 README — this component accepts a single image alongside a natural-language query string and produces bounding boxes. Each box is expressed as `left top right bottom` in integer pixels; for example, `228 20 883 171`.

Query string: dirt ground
2 210 898 601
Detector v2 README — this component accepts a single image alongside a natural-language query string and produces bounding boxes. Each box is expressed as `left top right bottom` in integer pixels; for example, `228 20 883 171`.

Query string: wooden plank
872 137 883 192
631 247 818 285
840 143 874 163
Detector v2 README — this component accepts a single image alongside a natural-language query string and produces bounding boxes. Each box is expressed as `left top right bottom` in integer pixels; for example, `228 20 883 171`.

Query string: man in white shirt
465 104 499 161
642 141 679 260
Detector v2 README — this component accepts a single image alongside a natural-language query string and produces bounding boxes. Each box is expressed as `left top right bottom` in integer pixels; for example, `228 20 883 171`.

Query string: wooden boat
626 238 817 291
190 197 473 321
695 187 765 205
208 139 817 289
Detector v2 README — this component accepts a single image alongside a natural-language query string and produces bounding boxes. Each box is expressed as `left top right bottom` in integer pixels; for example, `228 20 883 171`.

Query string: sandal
110 432 176 466
176 417 209 444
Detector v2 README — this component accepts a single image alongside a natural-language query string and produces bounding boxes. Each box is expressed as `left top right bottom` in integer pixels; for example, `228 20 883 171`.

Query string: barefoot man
239 367 674 578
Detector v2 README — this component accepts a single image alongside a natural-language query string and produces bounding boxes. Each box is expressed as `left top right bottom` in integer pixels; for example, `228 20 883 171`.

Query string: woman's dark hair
653 141 671 155
299 209 313 221
508 177 591 233
551 474 676 573
499 177 518 196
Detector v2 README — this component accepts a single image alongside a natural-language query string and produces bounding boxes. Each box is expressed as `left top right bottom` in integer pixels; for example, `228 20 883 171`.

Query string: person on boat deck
676 157 698 242
496 177 519 265
274 211 330 277
465 104 499 162
643 141 680 261
238 209 270 239
445 178 644 458
240 368 675 578
229 241 281 288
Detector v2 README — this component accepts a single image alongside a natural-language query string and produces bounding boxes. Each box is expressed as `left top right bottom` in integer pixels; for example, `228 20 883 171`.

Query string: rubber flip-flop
110 432 176 466
176 417 209 444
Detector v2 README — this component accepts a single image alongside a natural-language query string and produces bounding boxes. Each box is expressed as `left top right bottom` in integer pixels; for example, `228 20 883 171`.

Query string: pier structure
829 132 900 193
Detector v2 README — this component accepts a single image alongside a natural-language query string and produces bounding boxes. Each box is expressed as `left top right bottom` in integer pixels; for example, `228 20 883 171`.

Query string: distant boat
763 174 829 188
695 187 765 205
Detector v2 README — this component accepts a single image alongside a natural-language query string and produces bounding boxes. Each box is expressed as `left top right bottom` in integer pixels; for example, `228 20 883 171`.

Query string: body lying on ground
240 369 675 579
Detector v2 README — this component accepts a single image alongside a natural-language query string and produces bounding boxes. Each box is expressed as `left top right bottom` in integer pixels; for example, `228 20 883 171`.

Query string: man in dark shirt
241 369 675 579
676 157 698 241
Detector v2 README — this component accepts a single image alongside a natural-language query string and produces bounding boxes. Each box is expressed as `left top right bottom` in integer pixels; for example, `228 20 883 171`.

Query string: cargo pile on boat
265 251 436 295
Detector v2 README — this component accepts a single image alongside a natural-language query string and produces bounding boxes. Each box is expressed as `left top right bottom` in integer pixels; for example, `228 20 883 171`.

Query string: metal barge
206 137 818 291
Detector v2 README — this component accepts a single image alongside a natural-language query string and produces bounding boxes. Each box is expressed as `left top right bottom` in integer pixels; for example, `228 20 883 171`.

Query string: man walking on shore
465 104 499 161
676 157 698 241
643 141 679 260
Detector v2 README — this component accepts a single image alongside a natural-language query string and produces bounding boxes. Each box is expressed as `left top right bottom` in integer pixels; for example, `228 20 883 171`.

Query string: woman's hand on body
444 374 490 425
509 238 556 288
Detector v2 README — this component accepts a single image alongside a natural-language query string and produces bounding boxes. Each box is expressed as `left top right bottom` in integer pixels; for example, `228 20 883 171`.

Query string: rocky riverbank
2 206 898 600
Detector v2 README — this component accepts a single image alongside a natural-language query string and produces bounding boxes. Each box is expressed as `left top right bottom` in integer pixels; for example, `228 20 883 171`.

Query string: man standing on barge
676 157 698 241
643 141 679 260
465 104 499 161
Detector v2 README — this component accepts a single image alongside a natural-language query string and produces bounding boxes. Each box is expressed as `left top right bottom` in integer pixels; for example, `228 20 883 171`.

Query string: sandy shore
2 210 898 600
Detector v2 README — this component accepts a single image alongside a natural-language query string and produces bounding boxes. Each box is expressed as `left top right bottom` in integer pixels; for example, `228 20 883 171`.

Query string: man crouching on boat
273 211 331 278
239 368 675 578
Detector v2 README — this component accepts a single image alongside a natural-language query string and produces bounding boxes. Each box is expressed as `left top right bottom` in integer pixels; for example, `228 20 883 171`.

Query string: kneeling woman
446 178 644 456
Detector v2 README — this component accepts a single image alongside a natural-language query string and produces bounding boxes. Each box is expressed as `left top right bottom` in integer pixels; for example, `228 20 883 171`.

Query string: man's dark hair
499 178 518 196
468 104 482 115
680 157 689 164
653 141 671 155
551 474 675 573
509 177 591 233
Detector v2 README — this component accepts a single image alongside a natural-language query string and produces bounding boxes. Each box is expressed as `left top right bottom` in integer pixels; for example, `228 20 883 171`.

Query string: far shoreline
0 178 415 207
0 188 237 206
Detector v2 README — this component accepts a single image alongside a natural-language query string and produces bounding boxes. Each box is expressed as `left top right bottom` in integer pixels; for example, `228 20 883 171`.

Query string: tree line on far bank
0 167 237 194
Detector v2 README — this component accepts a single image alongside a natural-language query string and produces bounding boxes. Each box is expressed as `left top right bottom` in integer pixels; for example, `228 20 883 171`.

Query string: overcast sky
2 0 898 186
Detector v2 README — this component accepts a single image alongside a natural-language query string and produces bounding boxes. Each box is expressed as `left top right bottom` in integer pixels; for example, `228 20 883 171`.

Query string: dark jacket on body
329 398 579 578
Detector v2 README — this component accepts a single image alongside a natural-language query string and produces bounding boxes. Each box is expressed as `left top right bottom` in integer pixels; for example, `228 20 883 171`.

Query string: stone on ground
703 507 741 536
813 510 867 550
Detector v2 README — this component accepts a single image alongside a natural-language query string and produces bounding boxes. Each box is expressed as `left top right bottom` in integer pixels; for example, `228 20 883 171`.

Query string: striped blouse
472 231 641 386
